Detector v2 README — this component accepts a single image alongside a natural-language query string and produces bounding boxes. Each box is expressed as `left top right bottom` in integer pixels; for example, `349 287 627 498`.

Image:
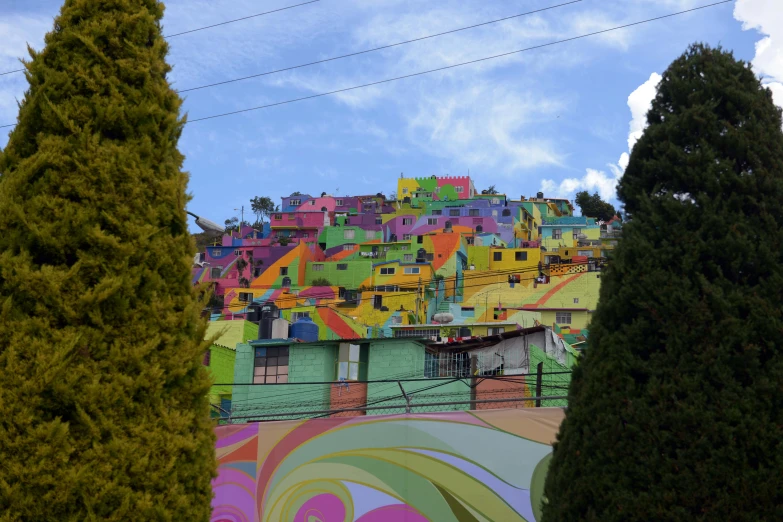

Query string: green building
204 320 258 416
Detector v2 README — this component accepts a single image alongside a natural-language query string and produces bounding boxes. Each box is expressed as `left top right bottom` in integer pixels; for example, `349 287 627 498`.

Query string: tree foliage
250 195 275 223
574 190 617 222
0 1 216 519
543 44 783 521
482 185 499 195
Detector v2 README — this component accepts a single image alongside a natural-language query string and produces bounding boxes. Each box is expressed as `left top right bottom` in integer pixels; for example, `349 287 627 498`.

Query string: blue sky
1 0 780 229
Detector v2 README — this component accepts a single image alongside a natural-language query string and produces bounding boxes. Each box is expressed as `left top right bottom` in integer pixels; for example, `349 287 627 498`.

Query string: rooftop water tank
291 316 319 342
271 318 291 340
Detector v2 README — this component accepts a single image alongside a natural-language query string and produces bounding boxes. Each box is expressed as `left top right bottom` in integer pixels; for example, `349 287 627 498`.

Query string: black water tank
536 191 544 199
257 305 280 339
246 304 262 323
416 248 427 263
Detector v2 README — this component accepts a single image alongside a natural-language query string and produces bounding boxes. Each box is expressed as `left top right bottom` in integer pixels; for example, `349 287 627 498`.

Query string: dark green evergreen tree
543 44 783 521
0 1 216 520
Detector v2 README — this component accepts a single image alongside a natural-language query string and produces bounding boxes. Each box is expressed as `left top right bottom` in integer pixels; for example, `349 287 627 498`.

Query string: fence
211 369 571 424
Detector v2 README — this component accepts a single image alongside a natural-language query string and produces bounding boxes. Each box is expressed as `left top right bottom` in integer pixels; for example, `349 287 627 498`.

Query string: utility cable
175 0 583 93
183 1 733 125
0 2 731 128
0 1 320 76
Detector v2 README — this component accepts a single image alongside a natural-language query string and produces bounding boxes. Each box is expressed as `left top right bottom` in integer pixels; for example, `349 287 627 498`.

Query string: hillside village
195 175 622 418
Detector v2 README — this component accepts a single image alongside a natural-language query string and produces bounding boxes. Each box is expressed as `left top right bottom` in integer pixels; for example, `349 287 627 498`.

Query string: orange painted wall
475 375 533 410
329 382 368 417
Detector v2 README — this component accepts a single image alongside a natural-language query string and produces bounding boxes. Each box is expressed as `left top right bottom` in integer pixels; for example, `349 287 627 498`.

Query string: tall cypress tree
543 44 783 521
0 1 216 520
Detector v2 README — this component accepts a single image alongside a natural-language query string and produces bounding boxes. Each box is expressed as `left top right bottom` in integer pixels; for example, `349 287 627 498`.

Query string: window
344 230 355 239
337 343 364 381
403 254 414 262
404 267 420 274
449 209 460 216
455 186 464 193
472 218 482 224
375 217 383 225
402 218 413 225
515 251 528 261
291 311 310 321
375 285 399 292
290 199 301 206
302 232 309 238
577 250 594 258
380 267 395 275
403 234 412 240
425 253 434 261
365 231 376 240
555 312 572 324
310 200 316 205
469 209 480 216
402 188 409 194
392 315 403 324
279 267 288 276
373 295 383 310
417 236 423 244
338 287 346 298
572 228 582 238
488 327 505 335
335 199 343 206
274 214 282 220
475 225 483 233
312 264 324 272
573 298 579 304
253 346 289 384
493 252 503 261
394 328 440 338
552 228 562 239
466 237 474 245
212 249 222 257
427 218 438 225
239 292 253 303
337 264 348 271
343 244 354 251
502 209 511 217
491 198 499 205
254 267 263 277
434 186 440 193
234 249 242 256
432 210 442 215
210 267 222 279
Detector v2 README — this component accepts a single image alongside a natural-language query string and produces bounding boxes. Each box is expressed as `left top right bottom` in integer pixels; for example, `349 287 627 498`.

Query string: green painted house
204 320 258 416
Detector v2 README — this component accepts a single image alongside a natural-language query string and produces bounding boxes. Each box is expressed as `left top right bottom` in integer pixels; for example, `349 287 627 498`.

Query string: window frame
253 346 290 384
404 267 421 275
515 251 527 261
336 263 348 271
555 312 572 324
552 228 562 240
379 267 396 275
343 229 356 240
493 251 503 261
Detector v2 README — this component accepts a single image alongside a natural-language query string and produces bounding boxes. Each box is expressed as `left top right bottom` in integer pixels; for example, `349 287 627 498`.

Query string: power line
183 0 733 125
175 0 584 93
206 262 598 312
164 0 320 38
0 0 320 77
0 1 731 129
212 371 573 387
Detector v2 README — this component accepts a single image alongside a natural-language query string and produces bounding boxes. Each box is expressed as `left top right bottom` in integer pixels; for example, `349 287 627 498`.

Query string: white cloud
541 72 660 204
734 0 783 108
408 82 565 172
627 73 662 150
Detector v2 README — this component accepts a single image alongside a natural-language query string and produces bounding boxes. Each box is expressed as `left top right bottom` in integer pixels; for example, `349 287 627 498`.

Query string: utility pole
234 205 244 234
416 277 421 324
535 362 544 407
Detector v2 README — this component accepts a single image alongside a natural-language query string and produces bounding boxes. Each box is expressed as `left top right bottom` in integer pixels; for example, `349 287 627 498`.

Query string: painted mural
194 176 618 339
211 408 564 522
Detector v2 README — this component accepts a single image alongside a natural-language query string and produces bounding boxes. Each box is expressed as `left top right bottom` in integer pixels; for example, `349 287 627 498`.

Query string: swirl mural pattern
212 408 564 522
